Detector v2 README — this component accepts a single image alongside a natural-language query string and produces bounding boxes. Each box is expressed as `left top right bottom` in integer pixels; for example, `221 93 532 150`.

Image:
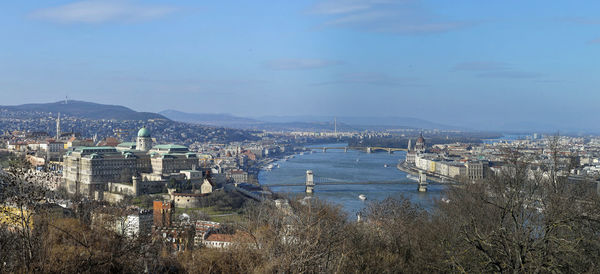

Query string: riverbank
259 143 447 214
254 144 347 184
396 161 457 184
251 146 312 185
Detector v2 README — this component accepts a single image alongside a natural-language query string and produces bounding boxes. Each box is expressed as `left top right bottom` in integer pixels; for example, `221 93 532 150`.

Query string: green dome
137 127 151 137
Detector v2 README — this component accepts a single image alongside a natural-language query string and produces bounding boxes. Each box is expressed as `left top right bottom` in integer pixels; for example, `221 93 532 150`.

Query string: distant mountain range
159 110 457 131
1 100 168 121
257 115 458 130
3 100 595 134
1 99 596 134
159 110 261 127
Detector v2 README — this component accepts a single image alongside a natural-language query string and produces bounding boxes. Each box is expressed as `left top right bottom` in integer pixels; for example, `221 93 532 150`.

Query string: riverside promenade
397 162 457 184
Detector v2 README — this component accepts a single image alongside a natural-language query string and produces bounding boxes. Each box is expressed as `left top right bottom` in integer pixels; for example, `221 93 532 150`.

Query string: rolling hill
160 110 458 131
1 100 168 121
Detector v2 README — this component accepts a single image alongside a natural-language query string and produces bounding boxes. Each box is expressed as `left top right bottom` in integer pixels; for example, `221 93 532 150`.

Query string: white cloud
559 17 600 25
312 72 417 86
310 0 397 15
264 59 342 70
453 62 510 71
30 0 177 24
477 71 542 79
587 37 600 44
309 0 470 34
454 61 542 79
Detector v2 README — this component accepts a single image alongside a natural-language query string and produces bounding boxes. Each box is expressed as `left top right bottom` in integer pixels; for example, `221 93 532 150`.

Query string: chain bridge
266 170 429 193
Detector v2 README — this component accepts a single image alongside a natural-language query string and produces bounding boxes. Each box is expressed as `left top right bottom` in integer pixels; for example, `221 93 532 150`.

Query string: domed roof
137 127 151 137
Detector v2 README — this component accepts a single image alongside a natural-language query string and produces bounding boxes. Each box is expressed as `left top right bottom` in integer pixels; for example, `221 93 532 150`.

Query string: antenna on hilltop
334 117 337 136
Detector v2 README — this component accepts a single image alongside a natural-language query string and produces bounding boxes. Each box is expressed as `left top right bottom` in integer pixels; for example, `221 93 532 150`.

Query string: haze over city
5 1 600 272
1 0 599 131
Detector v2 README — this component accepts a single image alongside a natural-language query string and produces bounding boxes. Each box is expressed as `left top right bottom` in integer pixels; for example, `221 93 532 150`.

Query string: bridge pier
387 148 393 154
344 147 348 152
322 148 326 153
366 147 372 153
306 170 315 194
418 171 428 192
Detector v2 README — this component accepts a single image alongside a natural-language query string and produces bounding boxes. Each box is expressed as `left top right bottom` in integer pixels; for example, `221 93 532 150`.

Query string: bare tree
0 156 48 272
235 196 352 272
434 141 600 272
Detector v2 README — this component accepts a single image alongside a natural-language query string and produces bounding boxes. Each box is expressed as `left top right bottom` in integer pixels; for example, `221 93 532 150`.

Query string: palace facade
62 127 200 200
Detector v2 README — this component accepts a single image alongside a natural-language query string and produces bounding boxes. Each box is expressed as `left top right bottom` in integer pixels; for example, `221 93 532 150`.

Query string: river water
258 143 447 217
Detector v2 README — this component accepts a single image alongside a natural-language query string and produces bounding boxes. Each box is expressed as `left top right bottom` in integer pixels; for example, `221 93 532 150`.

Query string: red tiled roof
206 233 234 242
206 231 253 243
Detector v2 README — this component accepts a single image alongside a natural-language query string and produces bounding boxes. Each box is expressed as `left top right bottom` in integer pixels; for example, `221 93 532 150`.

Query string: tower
136 127 152 151
418 171 428 192
56 113 61 139
132 175 141 196
415 132 426 154
306 170 315 194
153 200 174 227
334 117 337 137
405 138 417 164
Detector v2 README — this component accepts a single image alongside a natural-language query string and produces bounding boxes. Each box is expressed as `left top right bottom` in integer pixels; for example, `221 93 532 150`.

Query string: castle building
406 133 426 164
136 127 152 151
414 132 426 154
62 127 199 200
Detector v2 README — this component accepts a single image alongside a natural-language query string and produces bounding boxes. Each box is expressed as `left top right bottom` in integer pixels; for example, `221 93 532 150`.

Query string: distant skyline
1 1 599 131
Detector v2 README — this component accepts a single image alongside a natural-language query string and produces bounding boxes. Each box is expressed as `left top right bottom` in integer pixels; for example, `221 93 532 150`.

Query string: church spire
56 112 61 139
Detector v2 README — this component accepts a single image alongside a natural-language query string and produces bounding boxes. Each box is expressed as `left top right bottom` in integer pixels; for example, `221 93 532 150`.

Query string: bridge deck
266 180 416 187
308 146 408 151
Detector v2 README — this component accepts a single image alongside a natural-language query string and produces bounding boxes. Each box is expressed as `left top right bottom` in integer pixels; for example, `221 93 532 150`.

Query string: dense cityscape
2 102 600 271
2 0 600 272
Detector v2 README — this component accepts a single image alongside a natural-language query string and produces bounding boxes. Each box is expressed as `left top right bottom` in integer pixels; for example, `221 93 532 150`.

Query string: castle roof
117 142 136 148
154 144 187 150
137 127 151 137
151 144 190 154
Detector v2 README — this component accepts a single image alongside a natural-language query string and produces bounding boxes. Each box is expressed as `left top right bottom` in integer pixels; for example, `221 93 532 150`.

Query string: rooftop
72 146 118 155
117 142 136 147
151 144 191 154
153 144 188 150
137 127 151 137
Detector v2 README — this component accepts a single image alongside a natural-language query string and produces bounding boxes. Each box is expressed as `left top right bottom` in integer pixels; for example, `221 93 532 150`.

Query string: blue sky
0 0 599 130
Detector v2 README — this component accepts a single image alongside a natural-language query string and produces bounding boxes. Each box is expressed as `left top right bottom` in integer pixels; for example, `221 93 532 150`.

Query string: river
258 143 447 217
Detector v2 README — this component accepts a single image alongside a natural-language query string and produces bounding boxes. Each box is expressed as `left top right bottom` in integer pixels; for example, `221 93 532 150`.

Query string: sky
0 0 599 131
